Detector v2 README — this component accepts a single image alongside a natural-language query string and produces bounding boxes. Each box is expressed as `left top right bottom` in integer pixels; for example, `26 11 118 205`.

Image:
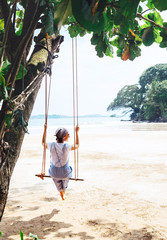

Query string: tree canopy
107 64 167 122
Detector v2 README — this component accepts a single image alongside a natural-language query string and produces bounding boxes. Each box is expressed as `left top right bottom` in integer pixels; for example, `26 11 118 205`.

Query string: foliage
143 80 167 121
107 84 141 109
107 64 167 121
1 0 167 61
67 0 167 59
24 0 167 59
0 73 8 101
139 63 167 92
1 62 27 81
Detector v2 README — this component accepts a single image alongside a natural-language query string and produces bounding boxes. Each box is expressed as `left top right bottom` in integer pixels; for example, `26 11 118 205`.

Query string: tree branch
6 0 41 87
0 0 20 62
0 1 17 71
21 0 44 37
136 13 167 31
0 1 42 141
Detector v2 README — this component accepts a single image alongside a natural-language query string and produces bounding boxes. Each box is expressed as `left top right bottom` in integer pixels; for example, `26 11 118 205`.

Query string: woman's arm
71 125 79 150
42 123 47 148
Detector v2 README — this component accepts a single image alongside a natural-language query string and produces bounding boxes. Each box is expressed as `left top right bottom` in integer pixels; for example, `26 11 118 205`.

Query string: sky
32 28 167 117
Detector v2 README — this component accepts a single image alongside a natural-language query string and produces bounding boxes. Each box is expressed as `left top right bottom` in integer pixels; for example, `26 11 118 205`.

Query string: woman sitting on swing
42 124 79 200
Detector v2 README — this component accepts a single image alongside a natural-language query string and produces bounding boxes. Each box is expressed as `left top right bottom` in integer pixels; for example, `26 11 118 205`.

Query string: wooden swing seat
35 174 84 181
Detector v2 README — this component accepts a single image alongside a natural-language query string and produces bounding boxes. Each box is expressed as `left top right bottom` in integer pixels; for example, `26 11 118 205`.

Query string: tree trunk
0 34 63 221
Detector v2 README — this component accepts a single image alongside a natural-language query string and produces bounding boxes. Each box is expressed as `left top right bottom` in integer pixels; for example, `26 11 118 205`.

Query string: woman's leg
52 179 63 192
62 179 69 191
52 179 66 200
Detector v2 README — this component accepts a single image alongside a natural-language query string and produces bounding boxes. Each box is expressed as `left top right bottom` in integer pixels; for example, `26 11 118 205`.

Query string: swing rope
72 37 79 180
41 71 52 175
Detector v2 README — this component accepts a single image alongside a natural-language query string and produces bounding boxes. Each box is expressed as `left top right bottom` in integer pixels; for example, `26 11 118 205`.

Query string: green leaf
5 113 12 128
2 59 10 68
142 27 155 46
113 10 124 25
111 36 126 48
20 231 24 240
159 30 167 48
1 63 27 80
153 28 162 43
147 0 155 9
152 0 167 11
135 34 142 45
16 10 24 18
137 5 143 13
120 0 140 19
117 48 123 58
16 64 27 80
54 0 72 31
105 45 113 57
129 44 141 61
91 33 99 45
147 12 154 21
110 37 119 48
16 21 23 36
153 10 164 26
95 34 107 58
104 33 113 57
15 10 24 35
118 35 126 47
141 21 152 29
119 18 130 35
91 32 112 58
104 8 114 32
0 73 5 88
163 22 167 28
68 24 86 37
160 41 167 48
0 73 8 100
0 19 4 31
67 17 87 37
71 0 107 33
44 8 54 35
1 63 10 77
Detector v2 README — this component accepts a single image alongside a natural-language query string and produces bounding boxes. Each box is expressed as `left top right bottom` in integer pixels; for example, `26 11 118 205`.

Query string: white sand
1 122 167 240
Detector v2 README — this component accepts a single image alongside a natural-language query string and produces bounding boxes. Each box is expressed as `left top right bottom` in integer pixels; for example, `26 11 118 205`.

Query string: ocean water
28 115 167 136
28 115 125 134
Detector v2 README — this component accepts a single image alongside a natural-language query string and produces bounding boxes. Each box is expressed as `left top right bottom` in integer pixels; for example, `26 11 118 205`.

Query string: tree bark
0 34 64 221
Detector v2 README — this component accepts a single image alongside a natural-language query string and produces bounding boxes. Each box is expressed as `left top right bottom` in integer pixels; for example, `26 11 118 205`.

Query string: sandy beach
1 122 167 240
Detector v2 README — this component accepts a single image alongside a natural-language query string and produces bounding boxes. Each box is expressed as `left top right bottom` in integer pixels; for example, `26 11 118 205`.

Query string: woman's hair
56 136 63 143
54 128 69 143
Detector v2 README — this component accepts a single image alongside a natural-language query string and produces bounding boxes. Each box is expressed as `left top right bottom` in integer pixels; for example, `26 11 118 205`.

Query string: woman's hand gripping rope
42 123 47 148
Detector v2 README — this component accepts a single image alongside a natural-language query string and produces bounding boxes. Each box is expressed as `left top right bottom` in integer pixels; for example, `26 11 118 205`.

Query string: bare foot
60 191 66 200
62 191 66 200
